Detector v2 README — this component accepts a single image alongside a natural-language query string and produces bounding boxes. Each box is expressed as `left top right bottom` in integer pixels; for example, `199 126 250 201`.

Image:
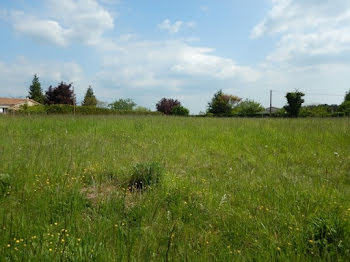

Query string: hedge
15 105 163 116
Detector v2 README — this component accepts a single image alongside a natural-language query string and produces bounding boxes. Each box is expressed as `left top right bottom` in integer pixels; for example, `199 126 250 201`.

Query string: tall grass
0 115 349 261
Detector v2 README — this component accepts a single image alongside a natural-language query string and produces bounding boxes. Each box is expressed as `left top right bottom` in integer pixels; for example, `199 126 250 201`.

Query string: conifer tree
82 86 98 107
28 74 45 103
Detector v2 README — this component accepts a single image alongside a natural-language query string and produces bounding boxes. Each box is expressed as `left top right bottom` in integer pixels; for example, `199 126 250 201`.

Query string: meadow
0 115 349 261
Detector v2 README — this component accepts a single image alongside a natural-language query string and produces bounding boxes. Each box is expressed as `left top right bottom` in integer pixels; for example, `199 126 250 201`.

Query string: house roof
258 107 281 114
0 97 40 106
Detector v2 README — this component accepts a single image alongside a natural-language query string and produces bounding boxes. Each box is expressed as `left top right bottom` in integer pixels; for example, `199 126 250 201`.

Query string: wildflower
77 238 81 242
16 240 20 244
277 247 281 251
49 248 53 252
308 240 314 244
61 239 65 243
54 222 58 226
7 244 10 248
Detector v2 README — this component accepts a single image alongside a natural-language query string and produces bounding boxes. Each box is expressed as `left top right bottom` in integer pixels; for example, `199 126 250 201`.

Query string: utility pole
73 86 76 116
269 90 272 116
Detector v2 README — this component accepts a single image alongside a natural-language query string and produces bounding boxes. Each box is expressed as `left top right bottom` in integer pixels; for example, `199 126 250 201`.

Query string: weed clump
128 162 164 191
0 173 11 196
305 215 349 257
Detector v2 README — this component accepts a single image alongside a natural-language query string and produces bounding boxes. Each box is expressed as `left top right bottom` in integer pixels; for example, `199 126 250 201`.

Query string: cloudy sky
0 0 349 113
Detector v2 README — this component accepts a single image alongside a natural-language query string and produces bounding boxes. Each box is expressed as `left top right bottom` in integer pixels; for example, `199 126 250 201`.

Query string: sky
0 0 349 113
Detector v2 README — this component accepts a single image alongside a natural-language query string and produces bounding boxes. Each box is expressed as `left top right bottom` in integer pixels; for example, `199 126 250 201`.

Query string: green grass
0 115 349 261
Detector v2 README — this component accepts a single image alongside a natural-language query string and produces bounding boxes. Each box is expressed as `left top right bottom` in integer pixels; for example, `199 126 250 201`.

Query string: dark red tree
45 82 75 105
156 98 181 115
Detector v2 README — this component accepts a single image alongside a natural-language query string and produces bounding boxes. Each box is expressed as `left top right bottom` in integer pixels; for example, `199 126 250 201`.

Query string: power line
271 90 345 97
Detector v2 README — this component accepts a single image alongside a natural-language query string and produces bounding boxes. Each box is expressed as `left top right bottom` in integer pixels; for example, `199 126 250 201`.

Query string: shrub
300 106 330 117
128 162 164 191
171 105 189 116
18 104 47 114
0 174 11 197
109 99 136 111
234 99 264 115
134 106 151 113
45 104 73 114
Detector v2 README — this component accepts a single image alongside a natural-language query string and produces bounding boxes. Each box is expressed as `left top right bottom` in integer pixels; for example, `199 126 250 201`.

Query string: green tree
284 91 305 117
338 101 350 115
207 90 241 115
344 90 350 102
339 90 350 115
171 105 190 116
109 98 136 111
82 86 98 107
28 74 45 103
234 99 264 115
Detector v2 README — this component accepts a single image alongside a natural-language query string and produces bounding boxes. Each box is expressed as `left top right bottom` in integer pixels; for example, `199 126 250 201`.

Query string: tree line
27 75 350 117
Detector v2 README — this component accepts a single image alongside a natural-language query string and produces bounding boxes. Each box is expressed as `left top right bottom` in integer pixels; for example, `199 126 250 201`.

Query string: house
0 98 40 114
258 107 282 115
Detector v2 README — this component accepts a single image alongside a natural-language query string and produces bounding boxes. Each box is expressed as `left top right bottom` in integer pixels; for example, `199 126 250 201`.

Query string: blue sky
0 0 349 113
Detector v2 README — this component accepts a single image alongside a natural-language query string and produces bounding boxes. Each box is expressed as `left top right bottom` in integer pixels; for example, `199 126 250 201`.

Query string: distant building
0 98 40 114
259 107 281 115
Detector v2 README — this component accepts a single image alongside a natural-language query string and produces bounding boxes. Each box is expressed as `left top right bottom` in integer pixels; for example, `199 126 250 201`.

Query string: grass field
0 115 349 261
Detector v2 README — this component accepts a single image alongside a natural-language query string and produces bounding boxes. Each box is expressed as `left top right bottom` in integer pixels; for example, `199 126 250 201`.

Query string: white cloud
12 12 67 46
170 46 260 81
158 19 196 34
9 0 114 46
97 39 260 88
252 0 350 64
